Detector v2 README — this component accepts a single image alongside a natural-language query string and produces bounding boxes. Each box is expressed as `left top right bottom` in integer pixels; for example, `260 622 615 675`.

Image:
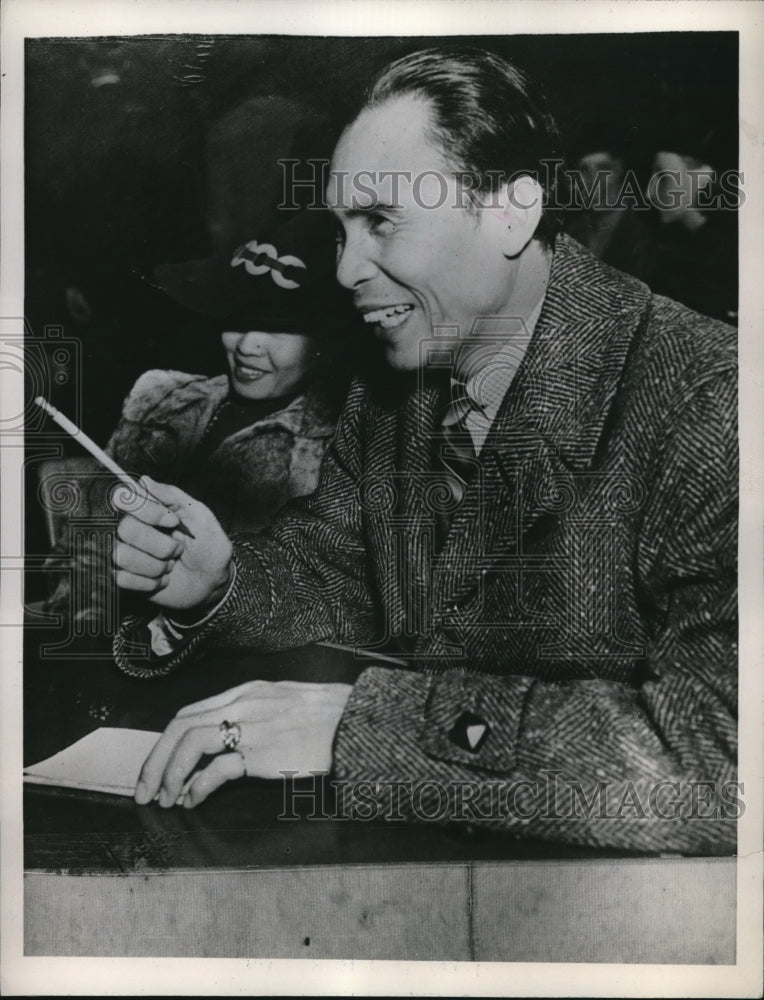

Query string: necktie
432 380 482 551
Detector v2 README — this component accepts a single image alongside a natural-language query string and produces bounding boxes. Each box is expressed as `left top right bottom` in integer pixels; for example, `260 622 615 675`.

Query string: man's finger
112 485 182 530
141 476 199 521
111 543 171 580
174 680 268 718
116 516 183 561
158 725 226 807
135 715 203 804
114 568 168 594
183 752 247 808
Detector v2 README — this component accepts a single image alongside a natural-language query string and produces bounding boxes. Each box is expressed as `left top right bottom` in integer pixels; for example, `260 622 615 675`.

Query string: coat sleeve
331 375 738 854
113 380 380 674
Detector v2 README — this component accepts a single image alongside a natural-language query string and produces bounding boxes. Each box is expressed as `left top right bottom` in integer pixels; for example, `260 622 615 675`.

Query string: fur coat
45 371 342 626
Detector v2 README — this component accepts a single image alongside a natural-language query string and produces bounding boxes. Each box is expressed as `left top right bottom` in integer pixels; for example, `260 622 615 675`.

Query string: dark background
24 32 738 580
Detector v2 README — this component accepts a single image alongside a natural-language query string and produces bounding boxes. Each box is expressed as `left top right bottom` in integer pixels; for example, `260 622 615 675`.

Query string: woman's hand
135 680 354 808
112 476 233 613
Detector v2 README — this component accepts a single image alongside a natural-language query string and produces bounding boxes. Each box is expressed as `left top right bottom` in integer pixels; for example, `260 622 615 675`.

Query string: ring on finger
234 749 249 777
219 720 242 752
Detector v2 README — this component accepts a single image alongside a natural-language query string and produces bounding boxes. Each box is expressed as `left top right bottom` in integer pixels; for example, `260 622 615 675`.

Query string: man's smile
359 303 415 333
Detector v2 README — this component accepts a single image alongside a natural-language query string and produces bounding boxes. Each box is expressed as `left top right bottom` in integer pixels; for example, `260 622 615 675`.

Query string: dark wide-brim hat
150 208 354 335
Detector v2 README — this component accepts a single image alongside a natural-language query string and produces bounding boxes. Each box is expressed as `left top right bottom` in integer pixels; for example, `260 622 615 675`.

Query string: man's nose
336 231 377 291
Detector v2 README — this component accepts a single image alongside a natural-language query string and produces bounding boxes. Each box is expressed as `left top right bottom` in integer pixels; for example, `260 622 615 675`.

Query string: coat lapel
431 235 651 612
366 377 444 644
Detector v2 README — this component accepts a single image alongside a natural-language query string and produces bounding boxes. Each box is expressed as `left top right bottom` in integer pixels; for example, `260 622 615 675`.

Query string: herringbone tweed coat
116 236 737 853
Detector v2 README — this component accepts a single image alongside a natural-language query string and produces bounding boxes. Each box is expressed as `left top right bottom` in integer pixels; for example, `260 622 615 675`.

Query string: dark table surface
24 628 637 873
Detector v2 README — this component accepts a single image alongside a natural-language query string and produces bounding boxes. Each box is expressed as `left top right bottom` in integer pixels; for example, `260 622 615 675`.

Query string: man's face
578 150 625 210
647 149 713 222
327 96 517 371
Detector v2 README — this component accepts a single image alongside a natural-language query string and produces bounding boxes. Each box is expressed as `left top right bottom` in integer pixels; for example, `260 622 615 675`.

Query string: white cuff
146 562 238 656
147 614 181 657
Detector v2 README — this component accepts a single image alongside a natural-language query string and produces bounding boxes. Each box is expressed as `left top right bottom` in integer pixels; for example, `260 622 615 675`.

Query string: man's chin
383 344 420 372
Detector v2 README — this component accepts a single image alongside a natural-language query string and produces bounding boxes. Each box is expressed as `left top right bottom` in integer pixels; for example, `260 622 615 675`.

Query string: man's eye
369 214 396 235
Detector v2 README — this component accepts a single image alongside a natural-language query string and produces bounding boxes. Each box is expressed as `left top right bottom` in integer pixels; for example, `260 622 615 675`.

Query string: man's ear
485 176 544 257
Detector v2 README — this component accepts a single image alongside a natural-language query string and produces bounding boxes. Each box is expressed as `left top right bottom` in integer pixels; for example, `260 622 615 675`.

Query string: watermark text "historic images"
279 771 744 823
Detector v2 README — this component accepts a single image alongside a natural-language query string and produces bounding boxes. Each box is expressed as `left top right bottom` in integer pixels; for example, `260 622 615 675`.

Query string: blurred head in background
646 122 737 231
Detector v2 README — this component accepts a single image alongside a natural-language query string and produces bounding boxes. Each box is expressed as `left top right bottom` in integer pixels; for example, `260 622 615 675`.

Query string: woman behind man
45 207 355 631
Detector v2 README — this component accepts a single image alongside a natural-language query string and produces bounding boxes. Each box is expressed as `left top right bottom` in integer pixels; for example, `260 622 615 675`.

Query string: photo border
2 1 762 995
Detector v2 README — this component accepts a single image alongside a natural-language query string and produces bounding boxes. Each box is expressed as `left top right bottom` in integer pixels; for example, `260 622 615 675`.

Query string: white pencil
34 395 195 538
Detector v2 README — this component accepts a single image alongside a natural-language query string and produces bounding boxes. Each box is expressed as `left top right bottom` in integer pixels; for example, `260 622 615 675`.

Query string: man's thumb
140 475 194 511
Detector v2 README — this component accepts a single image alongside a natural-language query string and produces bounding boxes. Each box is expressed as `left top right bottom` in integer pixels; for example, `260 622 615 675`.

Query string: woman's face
221 330 319 401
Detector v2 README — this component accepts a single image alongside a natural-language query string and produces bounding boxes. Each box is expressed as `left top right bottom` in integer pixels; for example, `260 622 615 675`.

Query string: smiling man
327 90 551 373
112 49 737 853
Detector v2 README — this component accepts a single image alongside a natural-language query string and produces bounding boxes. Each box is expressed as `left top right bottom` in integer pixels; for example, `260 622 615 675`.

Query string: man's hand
134 680 353 808
112 476 233 612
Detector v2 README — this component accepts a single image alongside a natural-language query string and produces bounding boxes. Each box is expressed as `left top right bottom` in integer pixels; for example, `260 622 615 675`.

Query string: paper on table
24 727 161 796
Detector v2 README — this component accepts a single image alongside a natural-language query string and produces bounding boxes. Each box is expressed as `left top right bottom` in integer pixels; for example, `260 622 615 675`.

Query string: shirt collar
450 296 545 425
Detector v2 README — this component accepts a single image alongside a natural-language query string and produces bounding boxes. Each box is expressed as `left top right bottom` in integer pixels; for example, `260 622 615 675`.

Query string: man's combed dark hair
366 47 565 246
